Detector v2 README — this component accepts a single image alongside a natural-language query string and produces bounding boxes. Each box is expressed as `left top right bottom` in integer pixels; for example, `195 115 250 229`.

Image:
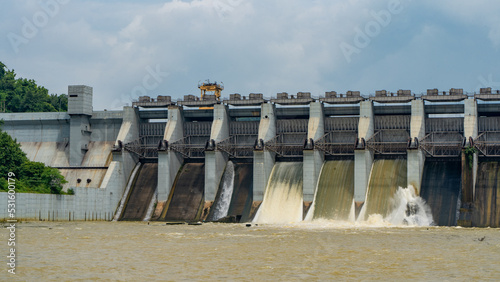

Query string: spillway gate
474 116 500 156
421 117 465 157
366 115 411 155
265 119 308 157
217 120 259 158
124 123 166 160
169 121 212 159
315 117 358 156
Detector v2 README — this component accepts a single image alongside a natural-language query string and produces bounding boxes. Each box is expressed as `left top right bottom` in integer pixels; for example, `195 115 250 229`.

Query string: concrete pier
464 99 478 197
158 106 184 202
303 102 324 202
464 99 478 142
115 106 140 182
459 99 478 226
407 99 426 193
205 104 230 202
354 101 374 211
253 103 276 202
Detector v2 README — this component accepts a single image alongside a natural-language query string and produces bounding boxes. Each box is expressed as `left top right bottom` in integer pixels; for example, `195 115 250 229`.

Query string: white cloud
426 0 500 47
0 0 499 109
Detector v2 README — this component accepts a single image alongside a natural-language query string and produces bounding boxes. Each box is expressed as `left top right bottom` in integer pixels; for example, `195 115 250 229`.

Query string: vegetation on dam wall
0 122 68 194
0 61 67 113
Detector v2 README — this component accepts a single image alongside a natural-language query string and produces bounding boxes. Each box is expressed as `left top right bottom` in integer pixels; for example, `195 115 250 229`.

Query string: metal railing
216 135 255 158
124 136 163 159
123 127 492 159
420 132 465 157
265 134 305 158
169 136 207 159
365 130 409 155
474 131 500 157
314 132 356 156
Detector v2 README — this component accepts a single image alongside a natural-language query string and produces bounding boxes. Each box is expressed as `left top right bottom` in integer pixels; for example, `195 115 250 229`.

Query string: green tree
0 121 28 177
0 62 67 113
41 166 67 194
19 162 66 194
49 93 68 111
0 62 5 79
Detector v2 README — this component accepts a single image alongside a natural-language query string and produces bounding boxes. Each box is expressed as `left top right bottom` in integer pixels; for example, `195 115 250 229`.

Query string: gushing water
305 160 354 221
358 159 407 221
211 161 235 221
143 189 157 222
253 162 303 224
305 185 434 227
385 186 434 226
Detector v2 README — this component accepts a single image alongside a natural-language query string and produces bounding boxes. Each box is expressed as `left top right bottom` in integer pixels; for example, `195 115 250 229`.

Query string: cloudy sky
1 0 500 110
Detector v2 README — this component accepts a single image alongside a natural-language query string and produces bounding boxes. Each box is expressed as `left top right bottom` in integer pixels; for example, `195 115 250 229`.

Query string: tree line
0 61 67 113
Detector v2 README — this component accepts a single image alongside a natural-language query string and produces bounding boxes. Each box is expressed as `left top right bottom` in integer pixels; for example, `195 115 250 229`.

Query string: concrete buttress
158 106 184 202
464 99 478 199
303 102 324 202
253 103 276 202
354 100 374 211
407 99 426 194
205 104 230 202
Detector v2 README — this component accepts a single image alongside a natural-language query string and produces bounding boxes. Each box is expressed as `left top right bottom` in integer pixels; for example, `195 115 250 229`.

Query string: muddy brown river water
2 221 499 281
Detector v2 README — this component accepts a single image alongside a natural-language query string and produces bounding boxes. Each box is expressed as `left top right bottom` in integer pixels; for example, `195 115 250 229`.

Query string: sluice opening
159 163 205 221
253 162 303 224
208 161 235 222
207 161 254 222
228 162 254 222
472 161 500 227
420 160 461 226
120 163 158 221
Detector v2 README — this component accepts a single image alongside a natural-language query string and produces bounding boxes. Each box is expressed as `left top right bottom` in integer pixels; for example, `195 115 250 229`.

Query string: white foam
385 185 434 226
258 185 434 229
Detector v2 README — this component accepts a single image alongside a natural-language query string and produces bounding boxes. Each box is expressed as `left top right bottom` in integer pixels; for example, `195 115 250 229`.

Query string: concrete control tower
68 85 93 166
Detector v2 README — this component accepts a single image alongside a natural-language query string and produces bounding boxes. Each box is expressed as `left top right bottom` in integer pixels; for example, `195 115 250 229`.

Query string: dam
1 86 500 227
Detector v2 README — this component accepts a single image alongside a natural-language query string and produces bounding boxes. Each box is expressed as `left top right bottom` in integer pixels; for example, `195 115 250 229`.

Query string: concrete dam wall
2 85 500 226
0 86 130 221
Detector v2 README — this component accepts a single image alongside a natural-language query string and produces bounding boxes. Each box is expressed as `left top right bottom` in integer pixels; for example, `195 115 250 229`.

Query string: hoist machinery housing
198 80 224 101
